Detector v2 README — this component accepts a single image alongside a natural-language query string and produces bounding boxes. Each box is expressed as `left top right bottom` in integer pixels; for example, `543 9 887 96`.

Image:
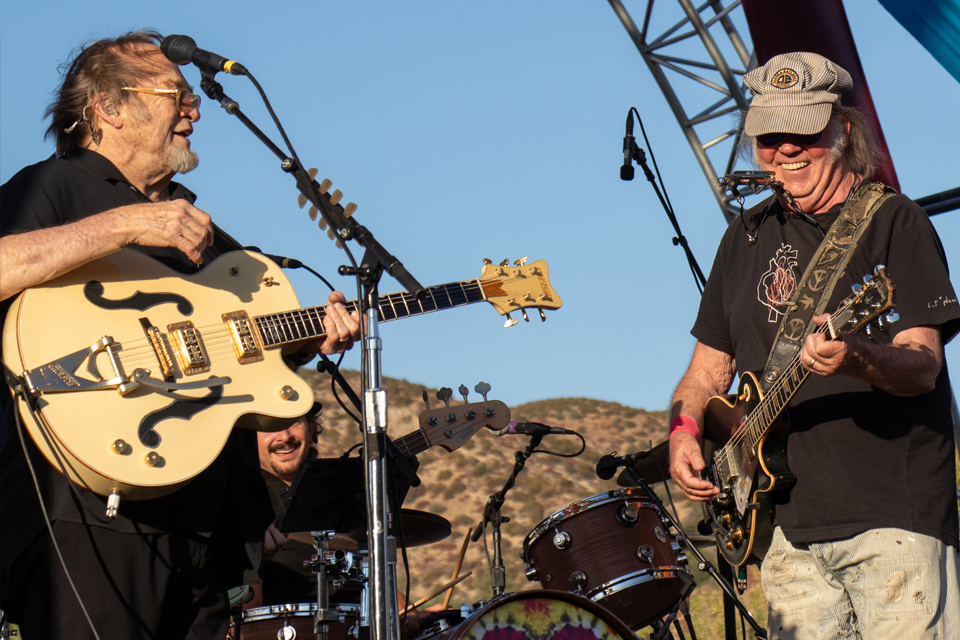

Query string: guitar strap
759 181 896 391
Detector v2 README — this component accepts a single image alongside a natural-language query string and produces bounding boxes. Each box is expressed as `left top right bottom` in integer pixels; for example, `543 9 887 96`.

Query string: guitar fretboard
254 280 487 348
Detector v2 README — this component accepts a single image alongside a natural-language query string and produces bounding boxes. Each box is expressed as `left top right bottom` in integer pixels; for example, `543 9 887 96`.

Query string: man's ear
92 95 122 130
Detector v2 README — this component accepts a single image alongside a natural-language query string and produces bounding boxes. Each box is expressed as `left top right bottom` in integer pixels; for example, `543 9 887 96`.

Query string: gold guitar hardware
229 266 240 276
111 439 130 455
145 452 163 467
279 385 296 400
262 277 279 287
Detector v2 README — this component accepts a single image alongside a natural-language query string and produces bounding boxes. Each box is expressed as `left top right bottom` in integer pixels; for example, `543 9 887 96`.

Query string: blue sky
2 1 958 415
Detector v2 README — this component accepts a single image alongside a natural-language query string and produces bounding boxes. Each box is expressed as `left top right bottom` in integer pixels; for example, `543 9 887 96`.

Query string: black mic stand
620 466 767 639
471 434 544 596
198 70 422 640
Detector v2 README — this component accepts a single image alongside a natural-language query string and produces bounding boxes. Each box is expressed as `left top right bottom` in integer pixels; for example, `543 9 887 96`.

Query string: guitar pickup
222 311 264 364
167 321 210 376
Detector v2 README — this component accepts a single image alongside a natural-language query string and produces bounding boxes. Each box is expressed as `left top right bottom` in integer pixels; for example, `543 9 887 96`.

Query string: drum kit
228 410 762 640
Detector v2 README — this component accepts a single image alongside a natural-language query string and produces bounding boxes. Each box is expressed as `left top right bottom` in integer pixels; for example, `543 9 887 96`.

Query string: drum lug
552 530 572 550
636 544 655 562
617 502 640 527
569 570 588 594
653 526 668 543
524 566 539 582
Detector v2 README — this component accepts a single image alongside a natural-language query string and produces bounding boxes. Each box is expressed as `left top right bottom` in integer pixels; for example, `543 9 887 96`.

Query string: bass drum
521 487 694 630
415 590 635 640
227 602 359 640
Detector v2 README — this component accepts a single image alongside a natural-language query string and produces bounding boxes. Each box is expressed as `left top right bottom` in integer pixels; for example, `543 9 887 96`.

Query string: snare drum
521 488 694 629
228 602 359 640
415 590 634 640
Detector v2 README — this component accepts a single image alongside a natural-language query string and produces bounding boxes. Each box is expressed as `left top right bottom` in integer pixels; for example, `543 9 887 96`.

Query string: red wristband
669 415 701 443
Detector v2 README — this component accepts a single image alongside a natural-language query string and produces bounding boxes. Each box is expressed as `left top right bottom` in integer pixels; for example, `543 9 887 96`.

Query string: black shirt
0 150 274 601
693 191 960 548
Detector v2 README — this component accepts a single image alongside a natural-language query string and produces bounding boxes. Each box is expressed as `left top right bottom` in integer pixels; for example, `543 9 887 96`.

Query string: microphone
161 34 247 76
620 111 635 181
492 421 569 437
595 450 651 480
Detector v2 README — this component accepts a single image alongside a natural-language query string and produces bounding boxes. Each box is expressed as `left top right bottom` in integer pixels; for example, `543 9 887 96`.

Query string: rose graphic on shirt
758 244 798 322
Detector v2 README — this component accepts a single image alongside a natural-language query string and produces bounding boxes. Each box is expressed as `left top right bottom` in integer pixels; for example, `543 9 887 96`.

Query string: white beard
167 145 199 174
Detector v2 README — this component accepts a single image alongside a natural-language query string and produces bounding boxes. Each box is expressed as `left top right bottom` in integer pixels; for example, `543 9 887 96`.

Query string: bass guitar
2 250 559 501
701 266 896 566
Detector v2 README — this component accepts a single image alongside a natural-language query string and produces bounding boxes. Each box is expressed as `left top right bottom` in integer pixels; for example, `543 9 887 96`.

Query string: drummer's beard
267 436 307 482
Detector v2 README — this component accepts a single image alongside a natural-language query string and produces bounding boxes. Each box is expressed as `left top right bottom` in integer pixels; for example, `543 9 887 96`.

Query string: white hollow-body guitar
3 250 560 500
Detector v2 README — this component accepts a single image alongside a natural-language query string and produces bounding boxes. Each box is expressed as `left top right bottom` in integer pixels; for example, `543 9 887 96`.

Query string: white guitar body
3 250 314 500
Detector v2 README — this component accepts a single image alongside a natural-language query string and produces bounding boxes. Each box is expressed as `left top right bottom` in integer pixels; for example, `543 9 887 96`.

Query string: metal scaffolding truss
608 0 757 221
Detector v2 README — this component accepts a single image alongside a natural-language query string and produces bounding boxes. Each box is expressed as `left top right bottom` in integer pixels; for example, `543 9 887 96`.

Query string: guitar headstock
415 386 510 453
296 168 356 249
479 258 562 327
835 266 897 335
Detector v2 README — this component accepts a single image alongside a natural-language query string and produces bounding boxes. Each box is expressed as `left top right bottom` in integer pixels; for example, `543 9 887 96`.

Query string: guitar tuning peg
513 257 528 266
330 190 343 206
458 384 469 403
344 203 357 218
318 216 327 230
319 179 332 194
851 283 862 293
499 259 509 267
436 387 453 407
863 274 871 284
335 239 344 249
482 258 493 265
298 194 308 209
308 206 318 221
874 264 886 273
503 313 519 328
422 390 431 410
886 311 900 324
521 309 529 322
865 323 873 337
474 382 491 401
307 168 319 180
327 228 336 241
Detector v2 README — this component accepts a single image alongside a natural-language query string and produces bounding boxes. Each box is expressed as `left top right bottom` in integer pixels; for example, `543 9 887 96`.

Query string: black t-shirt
0 150 274 600
693 191 960 548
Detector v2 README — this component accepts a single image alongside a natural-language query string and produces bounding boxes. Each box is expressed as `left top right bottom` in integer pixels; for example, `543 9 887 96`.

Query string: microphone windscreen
620 165 635 181
161 34 197 65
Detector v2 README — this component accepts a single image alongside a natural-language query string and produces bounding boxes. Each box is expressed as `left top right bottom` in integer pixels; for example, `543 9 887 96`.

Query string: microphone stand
622 125 707 293
471 434 544 596
620 466 767 639
198 71 419 640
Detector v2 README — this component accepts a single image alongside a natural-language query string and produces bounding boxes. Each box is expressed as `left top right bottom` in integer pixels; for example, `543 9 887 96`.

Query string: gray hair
737 104 884 179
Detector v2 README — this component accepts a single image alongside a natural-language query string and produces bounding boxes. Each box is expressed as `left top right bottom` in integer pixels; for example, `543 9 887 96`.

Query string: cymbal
288 509 452 549
616 438 670 486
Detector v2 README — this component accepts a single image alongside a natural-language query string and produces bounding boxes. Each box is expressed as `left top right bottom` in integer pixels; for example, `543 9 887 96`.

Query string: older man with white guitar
0 30 358 639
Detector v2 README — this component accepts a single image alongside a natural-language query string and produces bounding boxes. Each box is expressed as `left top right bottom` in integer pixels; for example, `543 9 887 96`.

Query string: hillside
297 368 769 639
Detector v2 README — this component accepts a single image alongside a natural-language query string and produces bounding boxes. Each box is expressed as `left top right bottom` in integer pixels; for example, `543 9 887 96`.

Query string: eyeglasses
755 130 823 146
121 87 201 112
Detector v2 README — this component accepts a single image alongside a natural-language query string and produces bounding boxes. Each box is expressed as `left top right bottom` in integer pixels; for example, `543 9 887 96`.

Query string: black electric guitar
701 267 896 566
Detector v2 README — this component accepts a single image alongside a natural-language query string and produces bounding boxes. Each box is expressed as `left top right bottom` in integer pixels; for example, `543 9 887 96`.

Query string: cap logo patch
771 68 799 89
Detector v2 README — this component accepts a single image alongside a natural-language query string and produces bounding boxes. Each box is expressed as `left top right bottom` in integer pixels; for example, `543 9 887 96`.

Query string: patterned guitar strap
760 181 896 392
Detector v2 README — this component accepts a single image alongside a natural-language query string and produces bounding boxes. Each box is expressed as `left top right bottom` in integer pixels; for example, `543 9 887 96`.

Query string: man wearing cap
668 52 959 637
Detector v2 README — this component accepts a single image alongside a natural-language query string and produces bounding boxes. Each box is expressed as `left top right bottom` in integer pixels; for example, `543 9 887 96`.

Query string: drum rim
242 601 361 622
520 487 657 556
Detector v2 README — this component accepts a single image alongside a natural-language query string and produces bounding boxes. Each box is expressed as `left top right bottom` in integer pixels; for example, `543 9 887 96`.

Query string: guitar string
90 273 529 378
714 298 856 470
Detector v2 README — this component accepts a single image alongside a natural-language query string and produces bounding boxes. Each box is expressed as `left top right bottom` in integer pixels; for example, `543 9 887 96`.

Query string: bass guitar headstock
415 383 510 453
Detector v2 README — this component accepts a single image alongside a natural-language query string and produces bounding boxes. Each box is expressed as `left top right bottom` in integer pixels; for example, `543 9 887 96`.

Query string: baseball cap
743 52 853 136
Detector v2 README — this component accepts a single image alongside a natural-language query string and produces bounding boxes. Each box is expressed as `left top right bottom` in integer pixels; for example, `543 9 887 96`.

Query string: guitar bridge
22 336 133 396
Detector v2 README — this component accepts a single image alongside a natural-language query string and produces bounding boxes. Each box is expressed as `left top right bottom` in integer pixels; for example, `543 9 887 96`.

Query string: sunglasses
122 87 201 112
755 130 823 146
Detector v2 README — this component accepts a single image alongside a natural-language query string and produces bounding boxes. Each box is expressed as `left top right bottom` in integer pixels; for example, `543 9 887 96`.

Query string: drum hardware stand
303 530 354 640
471 434 545 596
620 467 767 639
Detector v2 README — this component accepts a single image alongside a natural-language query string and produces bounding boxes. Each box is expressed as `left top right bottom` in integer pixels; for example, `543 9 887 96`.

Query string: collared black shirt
0 150 273 602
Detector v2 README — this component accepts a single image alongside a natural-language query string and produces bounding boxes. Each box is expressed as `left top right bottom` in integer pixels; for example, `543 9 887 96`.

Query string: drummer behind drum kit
228 393 760 640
